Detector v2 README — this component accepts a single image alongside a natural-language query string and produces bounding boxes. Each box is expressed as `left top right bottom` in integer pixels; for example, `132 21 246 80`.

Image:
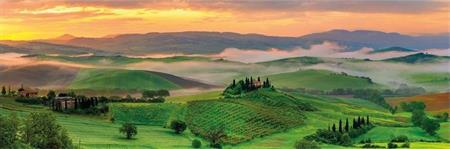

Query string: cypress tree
352 118 356 129
232 79 236 87
332 123 336 132
339 119 343 133
328 124 331 131
345 118 349 132
366 115 370 125
74 98 78 109
266 78 270 87
361 117 365 126
357 116 361 128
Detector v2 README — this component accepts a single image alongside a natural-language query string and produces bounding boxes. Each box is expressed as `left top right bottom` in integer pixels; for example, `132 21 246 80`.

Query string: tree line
304 115 374 146
223 76 273 97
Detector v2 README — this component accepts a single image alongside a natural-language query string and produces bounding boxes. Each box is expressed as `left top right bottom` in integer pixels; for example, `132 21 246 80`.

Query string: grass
36 55 213 65
185 90 311 144
111 103 183 126
166 90 223 103
405 72 450 91
0 97 199 149
231 92 410 148
266 69 380 90
69 68 180 91
354 126 440 142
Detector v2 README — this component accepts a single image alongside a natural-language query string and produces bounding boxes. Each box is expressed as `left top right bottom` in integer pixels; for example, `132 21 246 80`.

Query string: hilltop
384 53 450 63
266 69 379 90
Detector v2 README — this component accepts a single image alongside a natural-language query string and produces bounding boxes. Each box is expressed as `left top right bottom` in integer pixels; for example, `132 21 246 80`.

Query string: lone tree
170 120 187 134
119 123 137 139
1 86 6 96
421 118 440 135
205 126 226 148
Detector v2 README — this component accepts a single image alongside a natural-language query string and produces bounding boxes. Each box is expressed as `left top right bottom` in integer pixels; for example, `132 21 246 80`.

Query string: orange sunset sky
0 0 448 40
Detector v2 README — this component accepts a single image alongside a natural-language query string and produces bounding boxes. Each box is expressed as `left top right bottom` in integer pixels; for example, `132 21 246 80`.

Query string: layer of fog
212 42 450 63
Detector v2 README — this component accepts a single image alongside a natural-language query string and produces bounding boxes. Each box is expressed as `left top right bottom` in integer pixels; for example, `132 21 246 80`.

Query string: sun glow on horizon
0 1 448 40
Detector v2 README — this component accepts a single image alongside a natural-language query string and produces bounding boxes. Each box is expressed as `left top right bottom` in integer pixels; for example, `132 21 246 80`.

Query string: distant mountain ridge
2 29 448 55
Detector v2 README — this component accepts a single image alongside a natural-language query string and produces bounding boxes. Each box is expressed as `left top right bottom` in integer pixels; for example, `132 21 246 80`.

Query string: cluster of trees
304 116 373 146
400 101 441 135
327 84 426 97
0 85 17 97
434 112 449 122
141 89 170 103
223 77 273 97
337 72 373 84
411 109 440 135
0 112 72 149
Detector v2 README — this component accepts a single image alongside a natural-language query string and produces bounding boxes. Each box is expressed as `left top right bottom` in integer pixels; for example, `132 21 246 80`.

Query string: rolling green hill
258 56 324 66
35 55 217 65
186 89 315 144
384 53 450 63
68 69 182 91
266 69 379 90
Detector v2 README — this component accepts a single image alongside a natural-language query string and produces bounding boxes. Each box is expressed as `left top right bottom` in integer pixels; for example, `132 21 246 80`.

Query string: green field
69 68 181 90
166 90 222 103
405 72 450 91
111 103 184 126
36 55 214 65
354 126 440 142
266 69 380 90
1 88 449 149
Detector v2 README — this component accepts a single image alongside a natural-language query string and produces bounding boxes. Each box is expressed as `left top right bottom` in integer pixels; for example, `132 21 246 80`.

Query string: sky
0 0 448 40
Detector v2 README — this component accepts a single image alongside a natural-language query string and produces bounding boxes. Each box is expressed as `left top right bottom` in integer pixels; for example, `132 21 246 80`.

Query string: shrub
170 120 187 134
421 118 440 135
387 142 398 148
0 114 20 148
119 123 137 139
339 133 352 146
362 143 384 148
411 110 426 126
15 97 43 105
295 139 320 149
391 135 408 142
192 139 202 148
401 142 410 148
23 112 72 149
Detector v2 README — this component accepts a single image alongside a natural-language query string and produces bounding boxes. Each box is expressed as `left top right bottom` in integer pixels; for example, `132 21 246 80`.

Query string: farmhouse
18 87 38 97
54 93 76 111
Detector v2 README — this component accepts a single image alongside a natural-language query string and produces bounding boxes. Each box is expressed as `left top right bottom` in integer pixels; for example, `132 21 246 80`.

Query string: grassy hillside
258 56 324 66
69 69 181 90
266 69 379 90
405 72 450 91
111 103 184 126
0 97 197 149
384 53 450 63
36 55 215 65
387 92 450 113
186 89 315 144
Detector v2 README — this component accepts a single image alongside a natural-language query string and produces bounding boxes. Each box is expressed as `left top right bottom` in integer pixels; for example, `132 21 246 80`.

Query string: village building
54 93 76 111
18 87 38 97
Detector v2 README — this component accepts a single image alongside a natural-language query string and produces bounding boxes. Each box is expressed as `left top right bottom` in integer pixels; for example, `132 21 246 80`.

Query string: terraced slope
185 89 315 144
266 69 379 90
